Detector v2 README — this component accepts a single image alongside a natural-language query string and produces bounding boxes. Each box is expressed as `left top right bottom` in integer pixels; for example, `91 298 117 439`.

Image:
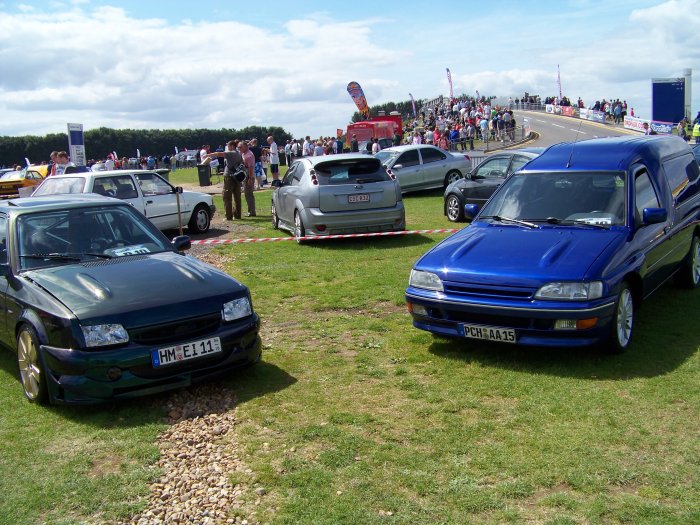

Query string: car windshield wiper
20 252 114 261
481 215 538 229
20 253 82 261
537 217 610 230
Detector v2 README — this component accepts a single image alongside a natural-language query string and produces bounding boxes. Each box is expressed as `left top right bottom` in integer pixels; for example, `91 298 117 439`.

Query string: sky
0 0 698 141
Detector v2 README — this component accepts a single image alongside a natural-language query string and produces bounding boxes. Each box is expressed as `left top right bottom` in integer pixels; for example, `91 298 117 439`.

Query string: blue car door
633 169 675 293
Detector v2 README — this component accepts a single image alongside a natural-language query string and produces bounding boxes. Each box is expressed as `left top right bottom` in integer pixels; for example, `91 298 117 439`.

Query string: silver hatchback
374 144 471 193
271 154 405 241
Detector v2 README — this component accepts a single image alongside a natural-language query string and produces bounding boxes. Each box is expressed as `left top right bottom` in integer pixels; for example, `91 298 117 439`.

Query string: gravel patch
117 385 259 525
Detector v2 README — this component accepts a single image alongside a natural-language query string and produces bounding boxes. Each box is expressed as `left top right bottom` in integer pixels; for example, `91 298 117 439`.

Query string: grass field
0 167 698 524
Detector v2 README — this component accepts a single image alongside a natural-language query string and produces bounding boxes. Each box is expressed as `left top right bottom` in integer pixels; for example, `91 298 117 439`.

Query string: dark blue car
406 136 700 352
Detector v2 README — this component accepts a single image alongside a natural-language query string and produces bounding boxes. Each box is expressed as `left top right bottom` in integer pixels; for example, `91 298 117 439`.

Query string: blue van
406 136 700 352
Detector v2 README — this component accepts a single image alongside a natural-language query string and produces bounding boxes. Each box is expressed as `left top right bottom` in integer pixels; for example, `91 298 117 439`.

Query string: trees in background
0 126 292 167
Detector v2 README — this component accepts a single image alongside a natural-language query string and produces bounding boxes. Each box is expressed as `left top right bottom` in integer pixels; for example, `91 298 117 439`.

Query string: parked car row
4 135 699 405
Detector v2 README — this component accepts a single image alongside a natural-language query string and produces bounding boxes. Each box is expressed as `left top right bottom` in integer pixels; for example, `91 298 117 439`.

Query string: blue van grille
443 282 536 300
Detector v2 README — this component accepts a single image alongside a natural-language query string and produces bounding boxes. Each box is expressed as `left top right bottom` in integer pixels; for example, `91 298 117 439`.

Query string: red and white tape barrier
190 228 460 245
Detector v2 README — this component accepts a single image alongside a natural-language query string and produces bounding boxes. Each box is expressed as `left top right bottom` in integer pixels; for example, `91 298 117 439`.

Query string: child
259 150 269 189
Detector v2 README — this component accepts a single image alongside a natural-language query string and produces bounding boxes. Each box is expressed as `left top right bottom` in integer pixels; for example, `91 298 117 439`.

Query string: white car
31 170 215 233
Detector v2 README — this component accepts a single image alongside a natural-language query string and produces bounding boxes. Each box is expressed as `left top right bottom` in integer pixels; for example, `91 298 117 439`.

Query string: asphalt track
515 110 639 148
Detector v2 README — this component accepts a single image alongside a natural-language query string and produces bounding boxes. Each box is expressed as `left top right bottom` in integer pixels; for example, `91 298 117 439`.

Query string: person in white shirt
54 151 75 176
266 136 280 187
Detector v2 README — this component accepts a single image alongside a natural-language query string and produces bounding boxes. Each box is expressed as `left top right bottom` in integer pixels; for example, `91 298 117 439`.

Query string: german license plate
348 193 370 203
151 336 222 367
463 324 516 343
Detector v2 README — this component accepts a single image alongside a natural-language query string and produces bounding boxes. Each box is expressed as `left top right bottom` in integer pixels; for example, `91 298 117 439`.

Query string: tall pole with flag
446 68 454 101
557 64 562 102
409 93 417 118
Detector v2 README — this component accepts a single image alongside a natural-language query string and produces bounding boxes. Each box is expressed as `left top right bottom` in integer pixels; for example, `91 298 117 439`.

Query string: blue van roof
523 135 691 172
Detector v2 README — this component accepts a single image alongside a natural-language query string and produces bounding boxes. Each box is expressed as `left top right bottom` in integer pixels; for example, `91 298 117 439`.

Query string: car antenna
566 119 584 168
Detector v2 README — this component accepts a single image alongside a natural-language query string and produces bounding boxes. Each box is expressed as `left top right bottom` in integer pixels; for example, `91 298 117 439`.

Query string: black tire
676 235 700 289
605 283 634 354
294 211 306 244
445 194 464 222
17 325 48 404
188 204 211 234
271 201 279 229
445 170 462 187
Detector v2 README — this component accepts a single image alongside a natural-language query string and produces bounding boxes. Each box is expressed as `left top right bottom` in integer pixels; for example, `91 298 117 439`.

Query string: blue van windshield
481 171 626 227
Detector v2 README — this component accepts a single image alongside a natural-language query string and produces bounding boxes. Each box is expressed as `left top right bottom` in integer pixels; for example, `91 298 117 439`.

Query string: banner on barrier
623 116 674 134
560 106 578 117
579 108 606 124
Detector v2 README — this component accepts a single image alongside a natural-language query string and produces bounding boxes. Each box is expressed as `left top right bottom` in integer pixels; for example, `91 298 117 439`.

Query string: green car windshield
480 171 627 227
17 205 171 270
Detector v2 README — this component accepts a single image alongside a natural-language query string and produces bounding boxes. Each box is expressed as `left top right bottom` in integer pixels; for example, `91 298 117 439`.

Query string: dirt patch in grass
88 453 123 479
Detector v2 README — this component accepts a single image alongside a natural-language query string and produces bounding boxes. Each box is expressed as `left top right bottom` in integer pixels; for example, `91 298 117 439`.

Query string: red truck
346 115 403 151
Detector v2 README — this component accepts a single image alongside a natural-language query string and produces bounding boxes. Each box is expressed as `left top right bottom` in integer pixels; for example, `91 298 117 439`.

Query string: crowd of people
8 91 699 222
404 97 519 150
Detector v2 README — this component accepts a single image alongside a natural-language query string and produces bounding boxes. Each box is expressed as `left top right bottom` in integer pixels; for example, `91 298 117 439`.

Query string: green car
0 194 261 404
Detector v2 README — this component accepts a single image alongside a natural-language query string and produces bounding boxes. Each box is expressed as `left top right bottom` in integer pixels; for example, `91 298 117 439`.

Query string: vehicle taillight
317 224 326 232
387 169 396 180
463 155 471 161
311 174 319 185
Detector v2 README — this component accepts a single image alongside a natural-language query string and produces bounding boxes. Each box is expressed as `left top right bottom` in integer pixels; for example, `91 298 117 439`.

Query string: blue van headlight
535 282 603 301
409 270 444 292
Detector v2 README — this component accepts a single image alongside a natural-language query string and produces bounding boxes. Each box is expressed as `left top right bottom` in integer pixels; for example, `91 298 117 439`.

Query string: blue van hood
418 223 625 286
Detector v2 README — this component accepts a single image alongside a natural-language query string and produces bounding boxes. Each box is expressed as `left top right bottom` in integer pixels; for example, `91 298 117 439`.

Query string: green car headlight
535 281 603 301
222 297 252 321
409 270 444 292
81 324 129 348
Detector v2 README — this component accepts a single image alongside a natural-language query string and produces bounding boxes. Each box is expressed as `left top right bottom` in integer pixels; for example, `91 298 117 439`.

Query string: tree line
0 126 293 168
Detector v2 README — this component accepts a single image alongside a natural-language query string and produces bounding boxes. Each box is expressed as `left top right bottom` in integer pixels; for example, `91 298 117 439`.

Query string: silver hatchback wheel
294 211 306 243
271 202 279 229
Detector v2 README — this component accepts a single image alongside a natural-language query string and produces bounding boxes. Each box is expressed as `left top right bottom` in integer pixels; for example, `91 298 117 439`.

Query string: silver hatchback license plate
463 324 516 343
348 193 370 203
151 336 222 367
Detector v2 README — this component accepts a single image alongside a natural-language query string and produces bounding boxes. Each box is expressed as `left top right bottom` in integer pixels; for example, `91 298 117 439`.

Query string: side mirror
171 235 191 251
465 204 480 220
174 186 183 194
642 207 667 225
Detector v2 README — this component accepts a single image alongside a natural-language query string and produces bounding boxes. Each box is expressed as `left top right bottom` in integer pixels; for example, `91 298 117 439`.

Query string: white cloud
0 0 697 141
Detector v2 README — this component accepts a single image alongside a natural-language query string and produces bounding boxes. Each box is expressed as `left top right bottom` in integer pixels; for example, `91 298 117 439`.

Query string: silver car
271 154 405 241
374 144 471 193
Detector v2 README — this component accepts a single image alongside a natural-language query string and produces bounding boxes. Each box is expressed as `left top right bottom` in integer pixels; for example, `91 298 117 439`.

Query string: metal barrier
446 124 529 155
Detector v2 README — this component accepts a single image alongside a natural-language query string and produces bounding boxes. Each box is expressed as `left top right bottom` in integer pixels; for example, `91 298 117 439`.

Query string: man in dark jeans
350 134 359 152
205 140 242 220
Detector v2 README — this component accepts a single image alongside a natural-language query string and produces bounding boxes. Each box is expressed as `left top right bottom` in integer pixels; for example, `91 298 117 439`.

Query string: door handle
146 200 153 204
